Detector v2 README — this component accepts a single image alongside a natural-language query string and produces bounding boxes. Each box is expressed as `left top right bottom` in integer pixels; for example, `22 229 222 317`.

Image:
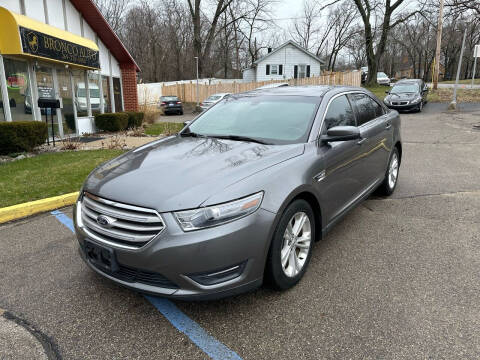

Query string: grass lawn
0 149 124 208
363 85 391 100
145 122 184 136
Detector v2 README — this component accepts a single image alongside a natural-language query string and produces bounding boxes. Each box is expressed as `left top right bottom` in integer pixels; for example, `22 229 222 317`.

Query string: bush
125 112 144 128
0 121 48 155
94 113 128 132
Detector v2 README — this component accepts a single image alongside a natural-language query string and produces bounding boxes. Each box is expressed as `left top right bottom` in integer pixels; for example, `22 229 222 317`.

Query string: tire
376 147 400 196
265 199 315 290
179 110 184 115
417 101 423 112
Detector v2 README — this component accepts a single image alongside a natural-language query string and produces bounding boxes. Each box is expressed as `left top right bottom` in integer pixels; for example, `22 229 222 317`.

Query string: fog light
188 262 247 286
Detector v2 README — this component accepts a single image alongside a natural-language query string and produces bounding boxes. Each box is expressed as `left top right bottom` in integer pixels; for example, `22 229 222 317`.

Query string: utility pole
449 28 467 110
433 0 444 90
194 56 199 111
472 45 479 88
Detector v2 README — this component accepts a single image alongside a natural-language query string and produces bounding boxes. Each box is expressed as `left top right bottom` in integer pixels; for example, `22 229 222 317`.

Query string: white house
243 41 324 82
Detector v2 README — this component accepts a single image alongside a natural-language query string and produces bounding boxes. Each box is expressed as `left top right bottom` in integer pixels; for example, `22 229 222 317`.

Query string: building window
298 65 306 79
87 71 101 115
3 58 33 121
271 65 278 75
102 76 111 113
72 69 87 117
112 77 122 112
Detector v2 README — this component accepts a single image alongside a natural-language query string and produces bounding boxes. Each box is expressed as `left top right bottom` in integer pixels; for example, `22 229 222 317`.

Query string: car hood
84 136 305 212
386 92 417 101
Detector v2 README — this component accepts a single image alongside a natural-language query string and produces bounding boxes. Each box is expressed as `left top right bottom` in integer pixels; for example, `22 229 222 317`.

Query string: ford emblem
96 215 114 228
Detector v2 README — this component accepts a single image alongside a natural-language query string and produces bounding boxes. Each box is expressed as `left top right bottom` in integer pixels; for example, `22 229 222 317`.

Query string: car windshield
378 72 388 78
161 96 178 101
187 95 319 145
206 95 222 101
391 84 419 94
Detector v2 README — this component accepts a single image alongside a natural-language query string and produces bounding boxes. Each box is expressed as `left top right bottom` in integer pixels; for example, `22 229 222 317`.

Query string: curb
0 192 79 224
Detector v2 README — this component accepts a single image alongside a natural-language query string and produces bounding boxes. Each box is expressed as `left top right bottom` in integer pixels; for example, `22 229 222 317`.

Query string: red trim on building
70 0 139 72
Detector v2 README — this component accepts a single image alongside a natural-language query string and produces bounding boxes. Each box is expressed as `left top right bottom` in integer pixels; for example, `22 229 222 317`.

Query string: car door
314 94 366 224
349 93 392 186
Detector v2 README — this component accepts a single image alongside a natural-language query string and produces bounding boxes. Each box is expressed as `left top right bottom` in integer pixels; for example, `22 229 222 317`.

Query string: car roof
242 85 342 97
208 93 230 96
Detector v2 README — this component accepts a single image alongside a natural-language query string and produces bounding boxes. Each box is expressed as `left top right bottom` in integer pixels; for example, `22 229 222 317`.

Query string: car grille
89 259 178 289
80 192 165 250
392 101 408 105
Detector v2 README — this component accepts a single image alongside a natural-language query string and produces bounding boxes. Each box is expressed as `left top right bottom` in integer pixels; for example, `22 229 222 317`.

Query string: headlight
411 96 422 104
174 192 263 231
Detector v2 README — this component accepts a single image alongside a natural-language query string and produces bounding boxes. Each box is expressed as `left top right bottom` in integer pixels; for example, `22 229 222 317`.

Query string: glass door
56 68 76 135
35 65 59 138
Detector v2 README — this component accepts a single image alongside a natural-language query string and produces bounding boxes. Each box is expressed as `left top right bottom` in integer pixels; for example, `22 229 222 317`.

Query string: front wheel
376 148 400 196
265 199 315 290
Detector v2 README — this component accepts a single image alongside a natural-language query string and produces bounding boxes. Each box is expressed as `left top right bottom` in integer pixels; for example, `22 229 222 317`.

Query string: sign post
472 45 479 88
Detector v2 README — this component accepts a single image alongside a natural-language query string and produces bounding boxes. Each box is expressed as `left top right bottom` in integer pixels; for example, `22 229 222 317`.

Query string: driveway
1 102 479 359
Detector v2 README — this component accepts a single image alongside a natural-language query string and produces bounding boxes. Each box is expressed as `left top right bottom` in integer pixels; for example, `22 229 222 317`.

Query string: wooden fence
160 71 361 103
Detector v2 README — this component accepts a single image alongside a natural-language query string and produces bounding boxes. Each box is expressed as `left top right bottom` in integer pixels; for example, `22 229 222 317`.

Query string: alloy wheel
388 152 399 189
280 212 312 277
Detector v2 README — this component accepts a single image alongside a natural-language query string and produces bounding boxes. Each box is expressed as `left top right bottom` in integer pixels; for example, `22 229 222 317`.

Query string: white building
0 0 139 136
243 41 324 83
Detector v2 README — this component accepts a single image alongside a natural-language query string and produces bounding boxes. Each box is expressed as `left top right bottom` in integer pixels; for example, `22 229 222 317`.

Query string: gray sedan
73 86 402 300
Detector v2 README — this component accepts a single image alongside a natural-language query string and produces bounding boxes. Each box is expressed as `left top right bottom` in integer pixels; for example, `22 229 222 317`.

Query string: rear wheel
376 148 400 196
265 199 315 290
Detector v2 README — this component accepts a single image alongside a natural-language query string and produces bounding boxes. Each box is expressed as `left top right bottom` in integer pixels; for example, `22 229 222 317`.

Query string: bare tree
187 0 236 77
290 0 322 51
93 0 131 33
346 0 424 85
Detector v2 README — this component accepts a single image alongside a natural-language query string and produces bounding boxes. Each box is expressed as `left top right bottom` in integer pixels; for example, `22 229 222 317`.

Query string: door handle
357 137 367 145
385 123 392 130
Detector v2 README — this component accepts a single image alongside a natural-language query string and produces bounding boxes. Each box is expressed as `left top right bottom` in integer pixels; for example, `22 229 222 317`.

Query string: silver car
74 86 402 300
200 93 230 111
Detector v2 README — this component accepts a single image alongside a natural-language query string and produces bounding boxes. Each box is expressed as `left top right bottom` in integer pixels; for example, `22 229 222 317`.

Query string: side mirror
321 126 361 143
385 91 390 94
183 120 192 127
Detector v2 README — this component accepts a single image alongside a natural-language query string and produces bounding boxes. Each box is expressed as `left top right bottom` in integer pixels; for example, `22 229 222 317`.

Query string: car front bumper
384 101 421 111
73 201 275 300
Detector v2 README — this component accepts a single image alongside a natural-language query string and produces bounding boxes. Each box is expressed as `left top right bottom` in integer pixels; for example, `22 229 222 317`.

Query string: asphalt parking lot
1 102 480 359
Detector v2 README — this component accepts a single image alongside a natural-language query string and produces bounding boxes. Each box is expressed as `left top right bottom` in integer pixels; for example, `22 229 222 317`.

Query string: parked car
383 79 428 112
200 93 230 111
73 85 401 300
159 96 183 115
377 72 390 86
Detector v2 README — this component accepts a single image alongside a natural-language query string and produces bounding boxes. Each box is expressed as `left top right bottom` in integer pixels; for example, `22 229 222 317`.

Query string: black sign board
19 26 100 69
38 98 60 109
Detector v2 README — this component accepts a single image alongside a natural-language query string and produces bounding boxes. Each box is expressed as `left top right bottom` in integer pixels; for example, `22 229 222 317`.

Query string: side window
323 95 356 131
369 97 384 117
348 93 376 126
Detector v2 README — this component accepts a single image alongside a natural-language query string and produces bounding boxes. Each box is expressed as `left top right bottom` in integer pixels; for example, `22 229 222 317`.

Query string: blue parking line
51 210 243 360
146 296 242 360
51 210 75 233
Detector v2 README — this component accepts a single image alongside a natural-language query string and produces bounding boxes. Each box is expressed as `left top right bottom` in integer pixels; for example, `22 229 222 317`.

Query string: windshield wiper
210 134 272 145
180 131 207 138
